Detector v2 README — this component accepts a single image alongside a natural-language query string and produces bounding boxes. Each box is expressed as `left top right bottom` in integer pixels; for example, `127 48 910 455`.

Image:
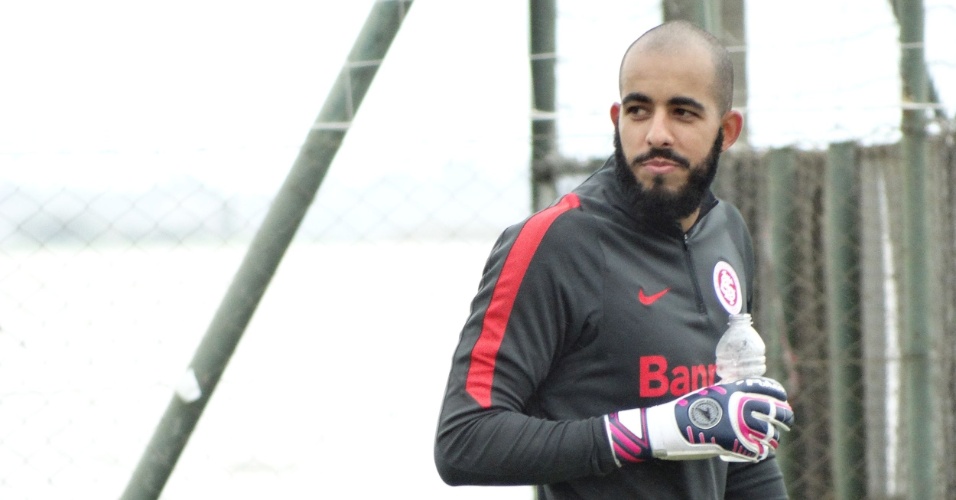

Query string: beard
613 128 723 225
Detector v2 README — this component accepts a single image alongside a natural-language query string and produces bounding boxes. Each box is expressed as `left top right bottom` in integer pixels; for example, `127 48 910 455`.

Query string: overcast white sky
0 0 953 194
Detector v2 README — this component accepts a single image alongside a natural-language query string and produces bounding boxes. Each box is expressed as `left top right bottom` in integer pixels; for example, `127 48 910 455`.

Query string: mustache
630 148 691 169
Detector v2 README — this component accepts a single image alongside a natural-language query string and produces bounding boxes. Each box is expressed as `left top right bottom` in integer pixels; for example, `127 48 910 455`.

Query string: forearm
725 457 789 499
435 406 618 485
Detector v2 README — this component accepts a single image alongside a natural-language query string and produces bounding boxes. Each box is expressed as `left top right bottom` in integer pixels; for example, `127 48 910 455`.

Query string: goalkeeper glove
604 377 793 464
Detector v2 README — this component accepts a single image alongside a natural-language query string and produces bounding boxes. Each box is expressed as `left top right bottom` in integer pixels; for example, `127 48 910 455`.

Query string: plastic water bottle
715 313 766 382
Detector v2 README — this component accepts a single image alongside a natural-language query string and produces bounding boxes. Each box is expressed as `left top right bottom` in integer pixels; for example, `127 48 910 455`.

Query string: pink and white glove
605 377 793 464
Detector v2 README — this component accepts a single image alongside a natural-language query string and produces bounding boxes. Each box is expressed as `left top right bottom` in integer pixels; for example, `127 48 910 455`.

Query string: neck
679 207 701 233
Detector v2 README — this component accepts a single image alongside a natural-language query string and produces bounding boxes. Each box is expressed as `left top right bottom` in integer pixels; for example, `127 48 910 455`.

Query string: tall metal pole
119 2 414 498
530 0 558 211
766 146 798 490
896 0 935 497
662 0 720 31
720 0 747 146
825 142 866 499
663 0 749 198
888 0 947 124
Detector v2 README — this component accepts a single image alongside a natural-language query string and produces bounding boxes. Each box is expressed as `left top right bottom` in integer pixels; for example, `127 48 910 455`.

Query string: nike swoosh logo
638 287 671 306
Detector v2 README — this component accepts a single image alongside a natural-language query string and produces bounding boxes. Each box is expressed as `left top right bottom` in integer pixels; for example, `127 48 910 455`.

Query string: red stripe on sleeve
465 193 581 408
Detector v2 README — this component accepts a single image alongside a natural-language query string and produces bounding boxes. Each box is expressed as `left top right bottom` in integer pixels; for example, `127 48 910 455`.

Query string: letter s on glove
605 377 794 465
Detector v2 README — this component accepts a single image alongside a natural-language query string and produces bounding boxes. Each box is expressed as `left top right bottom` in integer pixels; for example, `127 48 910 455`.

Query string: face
613 126 721 222
611 43 741 222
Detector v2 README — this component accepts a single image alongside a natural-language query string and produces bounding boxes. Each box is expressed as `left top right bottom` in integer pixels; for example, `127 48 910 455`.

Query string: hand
605 377 793 464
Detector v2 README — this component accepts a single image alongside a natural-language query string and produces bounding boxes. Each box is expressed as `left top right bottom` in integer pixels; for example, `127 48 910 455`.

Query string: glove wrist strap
605 409 652 465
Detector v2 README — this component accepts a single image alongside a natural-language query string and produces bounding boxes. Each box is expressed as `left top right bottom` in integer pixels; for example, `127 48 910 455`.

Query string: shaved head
619 21 734 114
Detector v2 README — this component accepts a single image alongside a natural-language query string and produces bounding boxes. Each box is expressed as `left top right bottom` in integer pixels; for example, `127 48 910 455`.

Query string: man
434 20 794 499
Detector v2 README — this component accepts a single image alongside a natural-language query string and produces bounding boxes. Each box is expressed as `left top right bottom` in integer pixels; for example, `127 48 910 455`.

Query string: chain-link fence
0 150 533 499
3 1 956 499
5 138 955 499
713 134 956 499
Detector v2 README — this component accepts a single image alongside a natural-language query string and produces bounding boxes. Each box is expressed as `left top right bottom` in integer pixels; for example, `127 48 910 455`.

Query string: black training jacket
435 157 788 499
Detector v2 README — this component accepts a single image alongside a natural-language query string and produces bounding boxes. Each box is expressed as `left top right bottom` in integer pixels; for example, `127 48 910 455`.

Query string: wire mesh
1 1 955 498
715 136 956 499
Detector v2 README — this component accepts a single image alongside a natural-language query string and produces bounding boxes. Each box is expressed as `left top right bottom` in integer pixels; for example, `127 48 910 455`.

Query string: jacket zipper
682 233 707 314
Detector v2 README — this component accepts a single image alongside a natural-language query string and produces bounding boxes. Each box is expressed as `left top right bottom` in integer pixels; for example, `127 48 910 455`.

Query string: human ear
719 110 744 151
610 102 621 126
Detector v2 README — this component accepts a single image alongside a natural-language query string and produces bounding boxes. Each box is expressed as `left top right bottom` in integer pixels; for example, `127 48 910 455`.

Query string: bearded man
435 20 795 499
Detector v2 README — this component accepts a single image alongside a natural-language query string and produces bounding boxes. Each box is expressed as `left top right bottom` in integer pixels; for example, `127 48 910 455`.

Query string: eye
625 105 649 118
673 108 699 119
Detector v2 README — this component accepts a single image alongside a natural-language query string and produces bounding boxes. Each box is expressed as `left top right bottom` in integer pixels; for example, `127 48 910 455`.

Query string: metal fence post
530 0 558 211
766 146 798 491
119 2 414 498
897 0 936 497
825 141 866 499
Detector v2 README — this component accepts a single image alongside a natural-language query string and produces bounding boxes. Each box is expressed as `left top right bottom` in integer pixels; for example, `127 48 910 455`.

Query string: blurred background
1 0 954 498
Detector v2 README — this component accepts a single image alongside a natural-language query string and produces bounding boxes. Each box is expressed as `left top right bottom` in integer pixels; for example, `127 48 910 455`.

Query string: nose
645 112 674 148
